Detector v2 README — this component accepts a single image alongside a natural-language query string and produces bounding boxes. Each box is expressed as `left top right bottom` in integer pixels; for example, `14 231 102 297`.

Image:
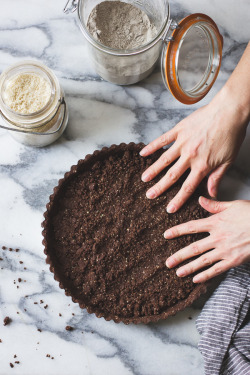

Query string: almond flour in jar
0 61 68 147
3 73 51 115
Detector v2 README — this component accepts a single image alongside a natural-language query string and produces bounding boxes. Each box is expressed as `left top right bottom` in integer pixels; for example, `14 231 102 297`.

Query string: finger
146 157 188 199
192 260 232 283
166 237 214 268
176 249 221 277
199 196 233 214
164 216 212 239
166 170 206 213
140 129 177 157
207 164 229 198
141 146 180 182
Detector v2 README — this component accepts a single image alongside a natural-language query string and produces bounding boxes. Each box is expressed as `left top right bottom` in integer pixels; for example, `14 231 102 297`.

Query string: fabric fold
196 264 250 375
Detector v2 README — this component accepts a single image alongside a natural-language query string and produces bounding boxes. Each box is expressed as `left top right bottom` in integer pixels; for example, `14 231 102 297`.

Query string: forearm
212 42 250 126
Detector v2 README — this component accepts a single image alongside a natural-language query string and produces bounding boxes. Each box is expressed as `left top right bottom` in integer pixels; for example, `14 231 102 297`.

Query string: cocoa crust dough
42 143 209 324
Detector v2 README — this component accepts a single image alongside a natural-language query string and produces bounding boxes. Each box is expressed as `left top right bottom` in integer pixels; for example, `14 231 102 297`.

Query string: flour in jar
3 73 51 115
87 1 158 50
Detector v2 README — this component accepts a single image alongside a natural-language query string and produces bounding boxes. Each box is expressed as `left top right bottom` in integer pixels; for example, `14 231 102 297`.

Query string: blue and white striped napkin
196 264 250 375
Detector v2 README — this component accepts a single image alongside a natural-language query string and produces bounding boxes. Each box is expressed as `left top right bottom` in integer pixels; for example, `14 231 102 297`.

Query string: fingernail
193 275 201 283
166 257 175 268
199 196 205 205
211 187 217 197
140 148 147 156
146 189 156 199
164 230 172 239
167 203 176 213
176 269 186 277
141 172 150 182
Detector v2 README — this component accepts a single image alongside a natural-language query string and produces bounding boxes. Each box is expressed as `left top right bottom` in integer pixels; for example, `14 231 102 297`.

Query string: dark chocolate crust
42 143 208 324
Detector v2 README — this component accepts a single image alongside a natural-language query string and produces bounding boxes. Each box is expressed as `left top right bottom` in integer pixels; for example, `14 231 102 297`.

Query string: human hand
140 92 248 213
164 197 250 283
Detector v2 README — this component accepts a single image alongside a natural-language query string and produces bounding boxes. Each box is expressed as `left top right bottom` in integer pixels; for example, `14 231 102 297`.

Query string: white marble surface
0 1 249 374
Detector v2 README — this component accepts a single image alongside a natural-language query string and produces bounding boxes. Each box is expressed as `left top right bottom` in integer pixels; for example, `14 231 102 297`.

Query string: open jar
0 61 68 147
64 0 223 104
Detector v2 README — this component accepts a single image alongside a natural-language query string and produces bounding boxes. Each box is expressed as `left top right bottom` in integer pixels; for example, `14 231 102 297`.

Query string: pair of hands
140 94 250 283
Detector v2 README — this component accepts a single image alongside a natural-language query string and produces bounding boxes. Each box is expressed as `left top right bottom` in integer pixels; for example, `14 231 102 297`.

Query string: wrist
213 84 250 129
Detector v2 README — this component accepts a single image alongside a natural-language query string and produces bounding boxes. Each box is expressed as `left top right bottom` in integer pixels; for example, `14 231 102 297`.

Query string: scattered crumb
15 361 20 364
0 339 2 343
46 354 54 360
44 304 48 309
19 261 23 264
65 325 73 331
40 300 44 304
14 355 17 358
72 313 75 316
188 317 193 320
17 286 19 289
59 313 62 317
9 248 13 251
24 309 27 312
18 278 22 282
15 249 20 252
24 267 27 270
34 302 38 305
3 317 11 326
17 312 19 314
10 363 14 368
2 246 6 250
0 257 3 261
37 328 42 332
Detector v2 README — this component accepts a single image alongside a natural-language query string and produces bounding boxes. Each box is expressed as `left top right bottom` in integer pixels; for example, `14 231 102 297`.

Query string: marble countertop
0 1 249 374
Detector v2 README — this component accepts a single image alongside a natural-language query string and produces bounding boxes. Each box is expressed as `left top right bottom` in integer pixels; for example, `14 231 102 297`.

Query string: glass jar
0 61 68 147
64 0 223 104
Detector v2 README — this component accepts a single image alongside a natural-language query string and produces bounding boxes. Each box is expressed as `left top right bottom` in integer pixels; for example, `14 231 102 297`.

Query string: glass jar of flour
64 0 223 104
0 61 68 147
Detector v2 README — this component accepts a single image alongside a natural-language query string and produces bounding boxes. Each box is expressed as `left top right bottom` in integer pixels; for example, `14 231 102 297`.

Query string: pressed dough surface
44 144 209 323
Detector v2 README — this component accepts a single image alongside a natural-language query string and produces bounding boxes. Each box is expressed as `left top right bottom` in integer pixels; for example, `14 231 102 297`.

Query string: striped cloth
196 264 250 375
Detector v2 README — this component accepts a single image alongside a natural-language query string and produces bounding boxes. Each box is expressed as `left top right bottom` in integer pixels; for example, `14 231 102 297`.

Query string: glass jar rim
77 0 170 56
0 60 61 128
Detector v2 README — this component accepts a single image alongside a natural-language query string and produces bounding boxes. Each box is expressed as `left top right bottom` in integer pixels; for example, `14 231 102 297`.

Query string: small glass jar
64 0 223 105
0 61 68 147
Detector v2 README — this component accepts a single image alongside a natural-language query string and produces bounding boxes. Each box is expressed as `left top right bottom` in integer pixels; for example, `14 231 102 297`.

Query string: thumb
207 164 229 198
199 196 232 214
